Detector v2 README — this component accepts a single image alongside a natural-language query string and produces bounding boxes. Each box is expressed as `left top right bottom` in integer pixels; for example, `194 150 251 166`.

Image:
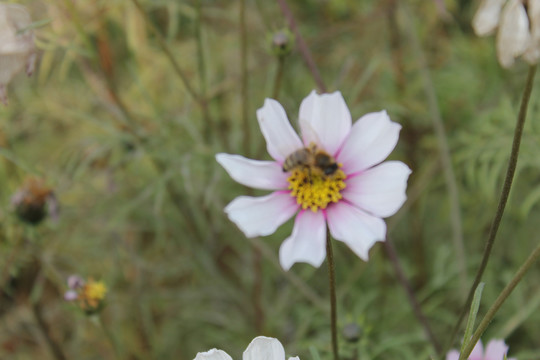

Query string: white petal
288 358 300 360
524 0 540 64
279 210 326 270
485 340 508 360
472 0 506 36
194 349 233 360
445 350 459 360
225 192 298 238
470 340 484 359
299 90 352 155
337 110 401 173
327 201 386 260
243 336 285 360
497 0 530 68
257 98 303 162
342 161 411 218
216 153 288 190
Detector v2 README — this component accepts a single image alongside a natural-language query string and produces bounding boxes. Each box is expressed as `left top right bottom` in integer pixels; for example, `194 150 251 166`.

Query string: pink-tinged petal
225 192 299 238
485 340 509 360
64 290 78 301
470 340 484 360
445 350 460 360
472 0 506 36
327 202 386 260
299 90 352 155
216 153 288 190
257 98 303 162
337 110 401 173
342 161 411 218
496 0 530 68
194 349 233 360
279 210 326 270
243 336 285 360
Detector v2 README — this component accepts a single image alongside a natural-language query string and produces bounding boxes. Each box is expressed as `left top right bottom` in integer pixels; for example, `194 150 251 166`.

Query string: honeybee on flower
217 91 410 270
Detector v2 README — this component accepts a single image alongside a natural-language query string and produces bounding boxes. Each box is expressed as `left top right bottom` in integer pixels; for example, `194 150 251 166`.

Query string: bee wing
298 115 323 148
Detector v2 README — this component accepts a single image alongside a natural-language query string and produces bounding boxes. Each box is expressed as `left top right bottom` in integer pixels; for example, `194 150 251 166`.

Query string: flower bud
0 4 36 105
343 322 362 343
11 177 55 225
269 29 294 58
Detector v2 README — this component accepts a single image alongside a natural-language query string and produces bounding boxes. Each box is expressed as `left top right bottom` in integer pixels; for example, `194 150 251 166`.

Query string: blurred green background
2 0 540 359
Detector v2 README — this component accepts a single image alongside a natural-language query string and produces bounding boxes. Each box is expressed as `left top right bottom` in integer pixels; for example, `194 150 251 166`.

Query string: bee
282 143 338 176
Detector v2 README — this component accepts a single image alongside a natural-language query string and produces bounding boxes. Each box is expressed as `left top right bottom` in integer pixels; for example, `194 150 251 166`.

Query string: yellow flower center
287 166 346 212
83 280 107 302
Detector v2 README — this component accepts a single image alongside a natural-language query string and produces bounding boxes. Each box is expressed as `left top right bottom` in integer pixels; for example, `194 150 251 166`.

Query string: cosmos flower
0 3 36 105
216 91 410 270
472 0 540 68
194 336 299 360
446 339 516 360
64 275 107 315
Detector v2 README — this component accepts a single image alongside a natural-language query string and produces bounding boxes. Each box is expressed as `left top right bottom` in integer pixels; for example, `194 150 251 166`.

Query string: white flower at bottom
194 336 299 360
446 339 516 360
217 91 411 270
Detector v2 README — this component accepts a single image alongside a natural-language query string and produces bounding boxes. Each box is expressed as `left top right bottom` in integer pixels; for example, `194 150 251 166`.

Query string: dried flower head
473 0 540 68
11 177 57 225
0 3 36 105
64 275 107 315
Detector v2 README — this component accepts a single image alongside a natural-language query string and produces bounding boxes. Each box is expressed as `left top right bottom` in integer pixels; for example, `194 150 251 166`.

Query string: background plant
1 0 540 359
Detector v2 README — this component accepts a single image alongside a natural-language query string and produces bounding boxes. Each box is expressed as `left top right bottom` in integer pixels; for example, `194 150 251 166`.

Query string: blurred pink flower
217 91 410 270
446 339 516 360
0 3 36 105
194 336 299 360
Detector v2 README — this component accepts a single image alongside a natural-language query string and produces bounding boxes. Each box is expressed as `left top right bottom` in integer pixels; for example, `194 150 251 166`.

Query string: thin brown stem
326 231 339 360
32 302 68 360
276 0 327 93
384 238 442 354
240 0 250 155
445 64 537 355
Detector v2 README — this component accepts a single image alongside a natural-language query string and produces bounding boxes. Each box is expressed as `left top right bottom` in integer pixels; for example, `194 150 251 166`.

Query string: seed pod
0 4 36 105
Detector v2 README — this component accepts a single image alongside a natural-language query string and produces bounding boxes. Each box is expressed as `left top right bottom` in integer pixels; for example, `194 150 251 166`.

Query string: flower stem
32 302 68 360
240 0 250 155
459 241 540 360
445 64 537 355
326 231 339 360
276 0 327 93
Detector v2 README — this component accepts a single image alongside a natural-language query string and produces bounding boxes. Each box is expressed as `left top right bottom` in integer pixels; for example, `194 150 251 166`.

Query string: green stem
445 64 537 355
240 0 250 155
98 314 121 360
326 231 339 360
272 56 285 100
459 241 540 360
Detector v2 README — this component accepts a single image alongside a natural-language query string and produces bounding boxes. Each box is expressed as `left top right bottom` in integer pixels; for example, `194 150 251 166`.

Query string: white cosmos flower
216 91 411 270
446 339 516 360
472 0 540 68
194 336 299 360
0 3 36 105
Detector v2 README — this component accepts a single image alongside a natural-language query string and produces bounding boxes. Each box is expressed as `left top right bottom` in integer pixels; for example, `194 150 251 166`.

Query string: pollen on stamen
287 165 346 212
